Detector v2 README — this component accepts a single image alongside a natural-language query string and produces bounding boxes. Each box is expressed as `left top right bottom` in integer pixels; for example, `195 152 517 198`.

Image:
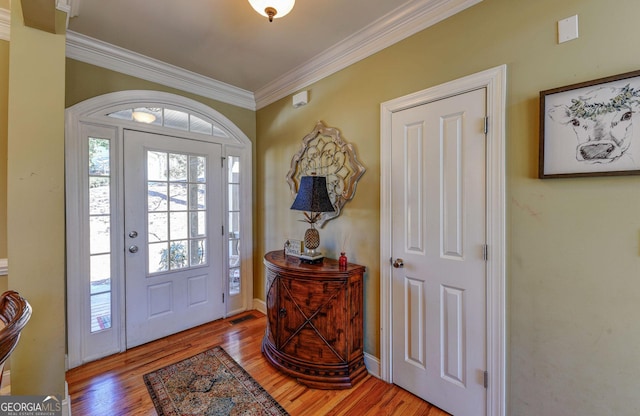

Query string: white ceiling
64 0 482 108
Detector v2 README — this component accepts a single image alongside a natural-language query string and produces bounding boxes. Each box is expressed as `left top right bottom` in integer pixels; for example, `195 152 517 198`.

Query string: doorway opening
65 91 253 368
380 65 507 416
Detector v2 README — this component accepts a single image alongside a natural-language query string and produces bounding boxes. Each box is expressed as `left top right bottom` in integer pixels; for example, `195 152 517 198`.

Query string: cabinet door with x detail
262 251 366 389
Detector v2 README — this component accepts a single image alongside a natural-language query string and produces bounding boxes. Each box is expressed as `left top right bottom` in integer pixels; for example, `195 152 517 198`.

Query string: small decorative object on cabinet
262 250 367 389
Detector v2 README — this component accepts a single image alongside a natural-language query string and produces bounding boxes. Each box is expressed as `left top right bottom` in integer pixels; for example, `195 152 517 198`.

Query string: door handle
129 245 139 253
392 258 404 268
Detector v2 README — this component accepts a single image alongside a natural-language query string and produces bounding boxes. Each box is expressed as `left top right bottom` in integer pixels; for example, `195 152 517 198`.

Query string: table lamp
290 175 335 263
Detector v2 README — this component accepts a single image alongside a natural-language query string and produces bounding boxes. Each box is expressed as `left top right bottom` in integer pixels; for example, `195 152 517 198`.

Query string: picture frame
284 239 304 257
539 69 640 178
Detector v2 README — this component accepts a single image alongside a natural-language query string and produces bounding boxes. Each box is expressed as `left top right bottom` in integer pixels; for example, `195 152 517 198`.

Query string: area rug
144 346 289 416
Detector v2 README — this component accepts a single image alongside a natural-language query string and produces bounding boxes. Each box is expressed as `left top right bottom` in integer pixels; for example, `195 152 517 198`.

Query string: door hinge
484 371 488 388
222 225 224 236
483 244 488 261
222 293 225 303
221 156 226 168
484 116 489 134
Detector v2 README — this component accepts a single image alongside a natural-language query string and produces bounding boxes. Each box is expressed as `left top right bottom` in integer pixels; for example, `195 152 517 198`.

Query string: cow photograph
539 70 640 178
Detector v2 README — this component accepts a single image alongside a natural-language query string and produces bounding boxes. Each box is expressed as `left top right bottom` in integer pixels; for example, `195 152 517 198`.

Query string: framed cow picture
539 69 640 178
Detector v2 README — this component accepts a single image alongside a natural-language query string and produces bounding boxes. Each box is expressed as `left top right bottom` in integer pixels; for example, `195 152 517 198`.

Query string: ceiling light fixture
248 0 295 22
132 110 157 124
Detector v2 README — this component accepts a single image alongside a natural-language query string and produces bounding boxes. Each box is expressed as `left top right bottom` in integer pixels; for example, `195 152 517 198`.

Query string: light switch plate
558 15 579 44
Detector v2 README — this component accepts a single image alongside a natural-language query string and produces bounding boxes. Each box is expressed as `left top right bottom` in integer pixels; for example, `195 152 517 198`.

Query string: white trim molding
254 0 482 108
62 0 481 110
65 31 256 111
0 8 10 41
363 352 381 379
0 259 7 276
380 65 507 416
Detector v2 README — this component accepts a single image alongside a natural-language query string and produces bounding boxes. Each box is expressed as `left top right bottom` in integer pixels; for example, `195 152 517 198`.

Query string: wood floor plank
66 311 450 416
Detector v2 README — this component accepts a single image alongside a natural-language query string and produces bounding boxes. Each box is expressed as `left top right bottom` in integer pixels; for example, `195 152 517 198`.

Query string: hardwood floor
66 311 450 416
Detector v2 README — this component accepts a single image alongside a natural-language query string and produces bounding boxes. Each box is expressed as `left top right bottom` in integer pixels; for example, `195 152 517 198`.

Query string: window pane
90 216 111 254
164 109 189 131
228 156 240 183
229 240 240 266
229 212 240 236
148 182 168 211
89 138 110 176
228 184 239 211
170 212 188 240
133 107 162 125
189 156 206 182
148 212 168 242
147 151 168 181
169 183 188 211
229 268 240 295
212 125 228 138
90 278 111 295
190 115 213 135
168 241 189 270
89 177 110 215
190 184 206 210
190 239 206 266
90 254 110 282
149 242 168 273
169 154 188 181
190 211 206 238
107 109 133 121
91 292 111 333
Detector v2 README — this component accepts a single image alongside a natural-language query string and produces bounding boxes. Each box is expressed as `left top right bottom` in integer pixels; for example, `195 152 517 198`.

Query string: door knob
392 258 404 268
129 231 138 238
129 245 139 253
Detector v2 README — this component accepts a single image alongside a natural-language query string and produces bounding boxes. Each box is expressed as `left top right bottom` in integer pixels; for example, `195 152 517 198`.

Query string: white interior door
391 88 487 415
124 129 224 348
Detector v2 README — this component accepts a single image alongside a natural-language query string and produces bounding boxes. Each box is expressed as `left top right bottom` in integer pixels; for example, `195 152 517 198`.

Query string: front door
391 88 487 415
124 129 224 348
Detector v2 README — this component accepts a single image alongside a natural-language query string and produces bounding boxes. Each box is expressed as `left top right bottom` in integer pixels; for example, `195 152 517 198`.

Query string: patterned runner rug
144 346 289 415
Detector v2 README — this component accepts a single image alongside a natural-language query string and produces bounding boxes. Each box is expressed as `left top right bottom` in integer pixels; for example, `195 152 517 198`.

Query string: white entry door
124 129 224 348
391 88 487 415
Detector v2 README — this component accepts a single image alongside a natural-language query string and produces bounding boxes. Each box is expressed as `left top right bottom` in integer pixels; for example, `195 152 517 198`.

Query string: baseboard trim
62 381 71 416
253 298 266 315
364 352 381 379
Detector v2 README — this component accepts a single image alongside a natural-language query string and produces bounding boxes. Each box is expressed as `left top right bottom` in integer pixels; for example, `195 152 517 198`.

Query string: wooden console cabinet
262 250 367 389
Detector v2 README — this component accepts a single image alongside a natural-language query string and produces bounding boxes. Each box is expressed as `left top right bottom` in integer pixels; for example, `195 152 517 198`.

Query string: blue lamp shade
290 176 335 213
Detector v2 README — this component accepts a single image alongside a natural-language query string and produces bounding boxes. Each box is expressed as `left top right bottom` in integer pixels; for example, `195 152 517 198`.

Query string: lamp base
298 253 324 264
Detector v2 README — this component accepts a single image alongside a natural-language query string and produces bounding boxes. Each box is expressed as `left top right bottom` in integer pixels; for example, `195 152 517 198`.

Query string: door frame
380 65 506 416
65 90 253 368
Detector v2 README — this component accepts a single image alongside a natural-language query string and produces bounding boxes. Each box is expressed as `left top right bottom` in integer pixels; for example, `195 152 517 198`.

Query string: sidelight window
88 137 112 333
228 156 241 295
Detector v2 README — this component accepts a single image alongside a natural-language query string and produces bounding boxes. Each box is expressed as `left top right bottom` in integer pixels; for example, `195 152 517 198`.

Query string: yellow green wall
0 38 8 295
7 0 66 395
0 39 8 260
4 0 640 413
256 0 640 414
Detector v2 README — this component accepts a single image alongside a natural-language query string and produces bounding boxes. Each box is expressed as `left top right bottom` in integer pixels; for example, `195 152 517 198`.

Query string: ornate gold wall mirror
286 121 366 227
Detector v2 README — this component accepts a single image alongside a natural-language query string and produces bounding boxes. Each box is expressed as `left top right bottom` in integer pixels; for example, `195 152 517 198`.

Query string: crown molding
59 0 480 111
254 0 482 109
0 8 9 41
66 31 256 110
